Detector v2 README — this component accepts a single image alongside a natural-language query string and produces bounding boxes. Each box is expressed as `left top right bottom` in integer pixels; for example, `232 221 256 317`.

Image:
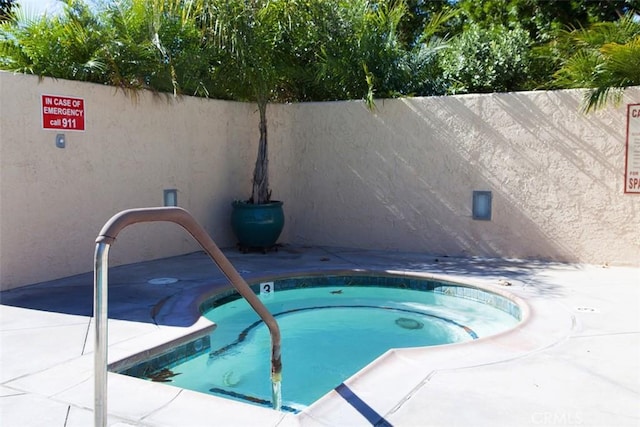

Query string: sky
16 0 63 16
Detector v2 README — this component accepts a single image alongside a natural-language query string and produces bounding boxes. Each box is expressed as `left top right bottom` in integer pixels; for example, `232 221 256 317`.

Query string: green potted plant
206 0 300 251
204 0 422 251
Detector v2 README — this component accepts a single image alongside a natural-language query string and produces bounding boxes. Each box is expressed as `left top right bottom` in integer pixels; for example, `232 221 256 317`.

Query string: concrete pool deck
0 245 638 426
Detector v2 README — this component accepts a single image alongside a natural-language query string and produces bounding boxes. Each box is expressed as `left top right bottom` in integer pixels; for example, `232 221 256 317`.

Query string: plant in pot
206 0 302 252
205 0 433 252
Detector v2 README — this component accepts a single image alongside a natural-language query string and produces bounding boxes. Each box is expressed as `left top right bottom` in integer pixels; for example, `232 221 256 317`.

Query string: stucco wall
1 72 638 290
0 72 259 290
273 90 640 265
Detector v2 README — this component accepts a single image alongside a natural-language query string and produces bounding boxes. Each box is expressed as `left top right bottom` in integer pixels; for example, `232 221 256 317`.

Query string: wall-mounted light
163 189 178 207
472 191 492 220
56 134 65 149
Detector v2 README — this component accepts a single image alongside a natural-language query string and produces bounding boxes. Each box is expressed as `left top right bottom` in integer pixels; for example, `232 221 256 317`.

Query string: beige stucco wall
0 72 260 290
1 72 638 290
272 90 640 265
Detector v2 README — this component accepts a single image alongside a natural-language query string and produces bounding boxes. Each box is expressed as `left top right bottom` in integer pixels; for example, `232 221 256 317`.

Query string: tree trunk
250 100 270 204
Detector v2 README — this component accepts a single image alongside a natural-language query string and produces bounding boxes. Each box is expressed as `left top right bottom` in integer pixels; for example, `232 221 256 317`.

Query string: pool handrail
93 207 282 427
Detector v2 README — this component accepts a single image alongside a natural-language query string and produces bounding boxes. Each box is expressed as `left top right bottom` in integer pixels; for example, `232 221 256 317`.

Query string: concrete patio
1 245 638 426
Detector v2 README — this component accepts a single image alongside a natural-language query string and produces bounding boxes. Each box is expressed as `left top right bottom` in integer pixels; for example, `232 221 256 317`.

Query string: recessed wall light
56 134 65 148
472 191 492 220
163 189 177 207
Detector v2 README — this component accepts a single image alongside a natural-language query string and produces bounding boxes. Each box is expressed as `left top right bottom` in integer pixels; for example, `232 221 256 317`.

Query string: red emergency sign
42 94 85 131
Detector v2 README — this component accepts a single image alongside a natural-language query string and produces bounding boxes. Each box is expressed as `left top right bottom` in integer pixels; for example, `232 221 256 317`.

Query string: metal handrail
93 207 282 427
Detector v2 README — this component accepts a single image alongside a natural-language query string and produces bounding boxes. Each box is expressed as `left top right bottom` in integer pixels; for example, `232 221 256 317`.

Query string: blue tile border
200 274 521 321
119 334 210 378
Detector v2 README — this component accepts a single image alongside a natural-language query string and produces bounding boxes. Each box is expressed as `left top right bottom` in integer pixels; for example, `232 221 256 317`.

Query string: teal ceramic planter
231 200 284 251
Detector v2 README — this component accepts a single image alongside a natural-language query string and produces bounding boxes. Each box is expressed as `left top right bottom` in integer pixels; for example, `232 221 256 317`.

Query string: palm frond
584 86 625 113
600 36 640 86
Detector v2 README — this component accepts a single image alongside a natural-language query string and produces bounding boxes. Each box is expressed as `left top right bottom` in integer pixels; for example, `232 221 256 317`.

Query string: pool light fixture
472 190 492 220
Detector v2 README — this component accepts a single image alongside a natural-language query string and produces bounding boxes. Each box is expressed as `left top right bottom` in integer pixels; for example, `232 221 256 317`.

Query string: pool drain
223 370 241 387
395 317 424 330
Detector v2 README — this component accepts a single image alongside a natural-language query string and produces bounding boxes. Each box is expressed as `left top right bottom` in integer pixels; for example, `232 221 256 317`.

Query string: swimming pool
120 274 522 412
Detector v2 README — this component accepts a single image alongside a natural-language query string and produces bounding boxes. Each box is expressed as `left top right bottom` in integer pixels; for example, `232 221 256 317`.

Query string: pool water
161 285 519 411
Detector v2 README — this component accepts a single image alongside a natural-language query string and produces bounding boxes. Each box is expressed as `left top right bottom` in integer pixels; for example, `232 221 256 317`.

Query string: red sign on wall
42 94 85 131
625 103 640 194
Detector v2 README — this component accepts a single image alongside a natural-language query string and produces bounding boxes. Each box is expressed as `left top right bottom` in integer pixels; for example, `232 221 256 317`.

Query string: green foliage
2 0 638 204
452 0 640 89
457 0 638 42
314 0 407 104
0 1 106 80
0 0 208 94
2 0 638 110
439 23 532 94
197 0 451 202
200 0 314 203
313 0 450 104
0 0 17 22
202 0 298 105
552 14 640 110
89 0 212 95
398 0 457 47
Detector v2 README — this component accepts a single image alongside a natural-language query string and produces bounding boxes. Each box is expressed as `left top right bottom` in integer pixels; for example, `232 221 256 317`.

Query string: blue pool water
150 282 520 411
